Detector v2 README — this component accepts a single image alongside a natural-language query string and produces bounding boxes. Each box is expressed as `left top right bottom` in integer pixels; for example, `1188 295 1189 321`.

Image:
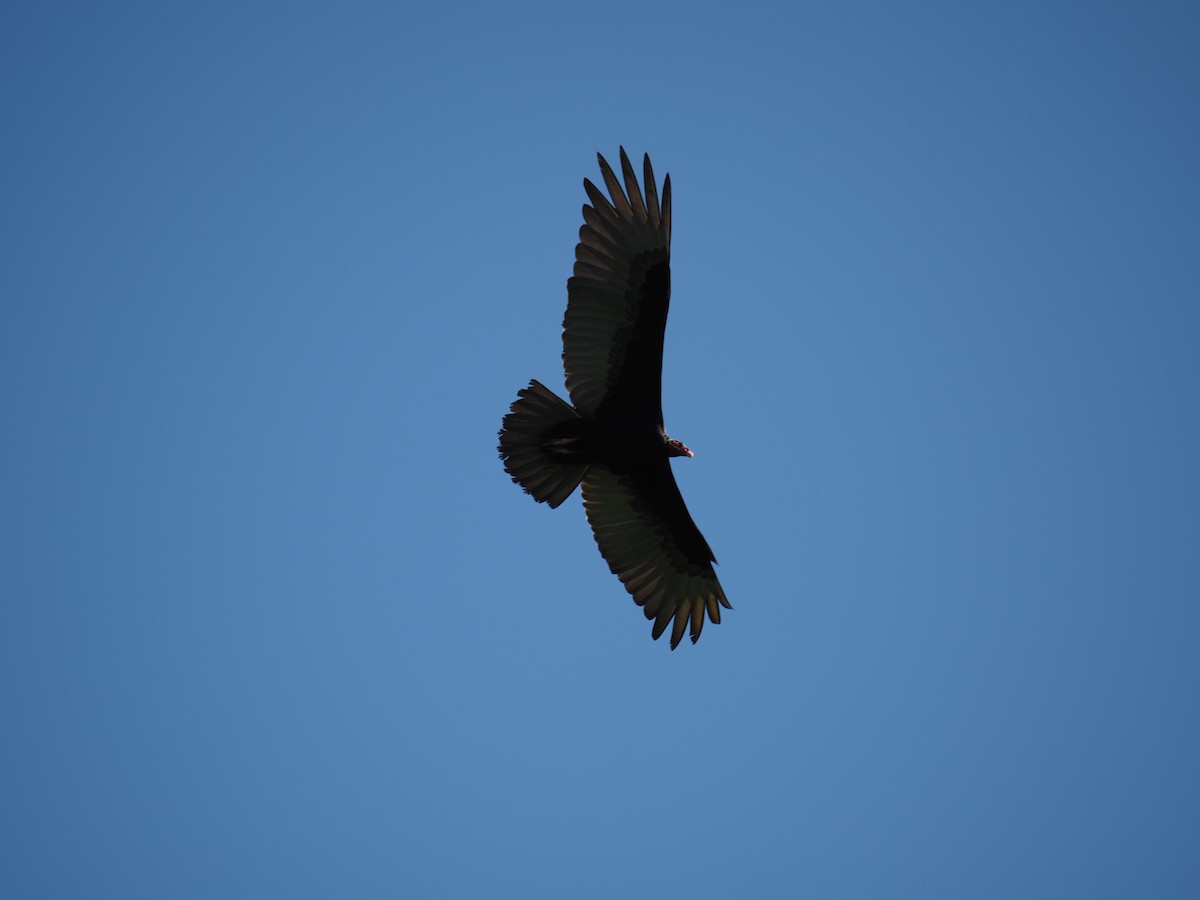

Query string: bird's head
666 437 694 458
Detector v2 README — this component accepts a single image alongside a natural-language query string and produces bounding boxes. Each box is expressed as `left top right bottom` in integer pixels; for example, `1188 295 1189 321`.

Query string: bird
498 148 730 649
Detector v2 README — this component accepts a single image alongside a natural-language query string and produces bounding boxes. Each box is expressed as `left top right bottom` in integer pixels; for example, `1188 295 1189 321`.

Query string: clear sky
3 3 1198 898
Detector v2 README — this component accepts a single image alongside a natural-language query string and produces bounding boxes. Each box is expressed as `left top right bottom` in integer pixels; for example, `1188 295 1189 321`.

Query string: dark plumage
498 149 730 649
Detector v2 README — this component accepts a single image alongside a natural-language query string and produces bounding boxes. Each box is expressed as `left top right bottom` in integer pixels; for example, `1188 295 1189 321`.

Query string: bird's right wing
563 148 672 421
581 460 730 648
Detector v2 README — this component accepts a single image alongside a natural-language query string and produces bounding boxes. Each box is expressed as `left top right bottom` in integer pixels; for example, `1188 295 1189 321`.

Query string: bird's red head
667 438 693 458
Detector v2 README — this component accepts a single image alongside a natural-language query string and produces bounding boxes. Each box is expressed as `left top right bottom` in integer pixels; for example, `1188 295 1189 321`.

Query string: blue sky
3 2 1198 897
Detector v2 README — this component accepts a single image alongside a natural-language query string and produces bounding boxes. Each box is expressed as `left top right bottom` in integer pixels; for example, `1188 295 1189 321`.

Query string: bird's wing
563 148 672 420
581 461 730 648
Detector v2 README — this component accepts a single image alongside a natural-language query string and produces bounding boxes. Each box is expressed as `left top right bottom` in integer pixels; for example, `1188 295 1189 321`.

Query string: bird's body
498 149 730 648
542 415 689 468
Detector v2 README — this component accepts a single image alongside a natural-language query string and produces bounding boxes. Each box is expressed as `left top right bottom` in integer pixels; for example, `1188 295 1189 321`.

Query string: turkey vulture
498 148 730 649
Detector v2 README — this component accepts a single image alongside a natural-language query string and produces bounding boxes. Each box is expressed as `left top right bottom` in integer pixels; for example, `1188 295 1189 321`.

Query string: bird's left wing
581 461 730 648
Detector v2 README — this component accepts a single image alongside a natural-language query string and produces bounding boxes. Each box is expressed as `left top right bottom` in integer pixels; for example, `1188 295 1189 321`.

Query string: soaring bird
498 149 730 649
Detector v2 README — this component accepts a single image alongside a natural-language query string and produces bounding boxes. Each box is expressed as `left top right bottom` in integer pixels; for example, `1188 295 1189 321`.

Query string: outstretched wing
581 462 730 649
563 148 672 421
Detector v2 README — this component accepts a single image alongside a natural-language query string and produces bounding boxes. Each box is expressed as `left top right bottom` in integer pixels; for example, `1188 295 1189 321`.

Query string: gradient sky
3 3 1199 898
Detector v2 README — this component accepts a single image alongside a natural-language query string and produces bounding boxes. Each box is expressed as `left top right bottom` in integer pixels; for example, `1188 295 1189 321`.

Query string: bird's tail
498 380 588 508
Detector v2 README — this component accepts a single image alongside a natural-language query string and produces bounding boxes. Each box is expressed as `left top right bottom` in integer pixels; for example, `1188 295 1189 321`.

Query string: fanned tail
498 380 588 508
